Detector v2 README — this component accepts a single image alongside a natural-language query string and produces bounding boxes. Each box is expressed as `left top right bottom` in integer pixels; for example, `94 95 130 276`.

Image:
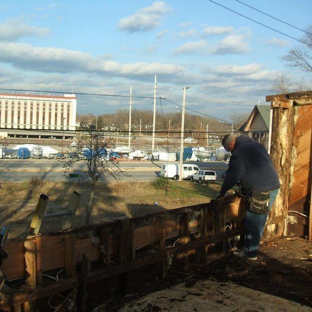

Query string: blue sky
0 1 311 122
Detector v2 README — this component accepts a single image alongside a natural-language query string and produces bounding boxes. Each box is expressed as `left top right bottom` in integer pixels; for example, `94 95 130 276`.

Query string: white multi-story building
0 93 77 131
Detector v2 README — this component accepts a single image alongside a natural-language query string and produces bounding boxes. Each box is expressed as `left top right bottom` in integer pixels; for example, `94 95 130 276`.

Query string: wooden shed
266 91 312 240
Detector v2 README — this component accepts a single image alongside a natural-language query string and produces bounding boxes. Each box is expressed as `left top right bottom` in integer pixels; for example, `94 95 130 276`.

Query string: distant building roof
239 105 270 132
256 105 271 128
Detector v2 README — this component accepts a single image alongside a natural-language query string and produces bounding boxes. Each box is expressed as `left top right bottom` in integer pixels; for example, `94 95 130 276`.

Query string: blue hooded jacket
219 136 280 196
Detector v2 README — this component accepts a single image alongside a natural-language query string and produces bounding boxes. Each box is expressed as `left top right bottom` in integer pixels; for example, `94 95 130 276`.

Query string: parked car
160 164 200 180
191 170 217 184
56 153 65 159
68 152 79 158
48 153 58 159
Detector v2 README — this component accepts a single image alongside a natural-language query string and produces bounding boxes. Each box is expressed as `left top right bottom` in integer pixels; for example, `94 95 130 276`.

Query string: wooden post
99 228 110 267
64 235 76 278
113 219 132 265
62 191 81 231
24 241 37 311
78 255 90 312
113 219 133 295
29 194 49 235
197 209 207 265
64 235 76 311
180 211 190 237
309 183 312 241
159 217 168 278
25 241 37 288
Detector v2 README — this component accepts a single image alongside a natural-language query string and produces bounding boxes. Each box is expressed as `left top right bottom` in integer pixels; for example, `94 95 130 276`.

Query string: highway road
0 159 228 183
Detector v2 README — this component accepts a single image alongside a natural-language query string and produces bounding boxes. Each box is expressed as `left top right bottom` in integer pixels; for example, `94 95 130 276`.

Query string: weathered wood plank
270 99 292 108
133 223 160 250
294 129 311 153
290 183 310 206
2 240 25 280
293 107 312 136
266 91 312 102
292 163 310 185
75 238 100 263
24 241 37 289
309 183 312 241
29 194 49 235
270 104 295 237
65 235 76 278
292 148 311 175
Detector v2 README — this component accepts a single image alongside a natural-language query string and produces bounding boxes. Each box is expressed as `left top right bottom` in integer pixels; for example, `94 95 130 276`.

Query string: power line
235 0 312 36
208 0 305 44
164 99 231 124
0 88 158 100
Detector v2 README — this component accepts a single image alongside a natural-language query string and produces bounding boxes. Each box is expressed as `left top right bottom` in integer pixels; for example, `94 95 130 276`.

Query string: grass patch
0 179 222 238
152 176 170 190
0 179 221 208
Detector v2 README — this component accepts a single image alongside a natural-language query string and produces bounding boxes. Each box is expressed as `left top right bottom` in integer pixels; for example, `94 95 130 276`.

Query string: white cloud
180 29 197 38
0 20 49 41
203 26 233 36
174 40 208 54
117 1 171 33
0 42 184 77
156 29 169 39
179 21 194 28
214 63 262 75
265 38 290 47
99 61 184 76
211 34 251 54
34 3 58 12
247 70 274 81
204 63 275 83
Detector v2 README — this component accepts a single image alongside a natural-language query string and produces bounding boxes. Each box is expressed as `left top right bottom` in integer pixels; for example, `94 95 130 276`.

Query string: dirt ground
116 237 312 311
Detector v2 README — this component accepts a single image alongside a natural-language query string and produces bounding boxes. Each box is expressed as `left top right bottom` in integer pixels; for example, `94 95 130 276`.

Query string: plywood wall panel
293 105 312 136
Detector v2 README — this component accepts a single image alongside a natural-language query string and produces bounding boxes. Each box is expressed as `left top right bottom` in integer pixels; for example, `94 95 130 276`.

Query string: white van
160 164 200 180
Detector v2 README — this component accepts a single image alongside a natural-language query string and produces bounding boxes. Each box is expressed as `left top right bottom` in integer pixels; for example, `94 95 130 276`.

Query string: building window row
0 94 76 131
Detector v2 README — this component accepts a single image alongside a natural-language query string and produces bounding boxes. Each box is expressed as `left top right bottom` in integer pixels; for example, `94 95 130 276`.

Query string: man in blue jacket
217 134 280 260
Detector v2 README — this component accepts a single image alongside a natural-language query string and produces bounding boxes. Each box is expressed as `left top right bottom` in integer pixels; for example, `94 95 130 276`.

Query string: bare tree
62 125 125 226
78 110 237 139
282 25 312 73
229 113 249 131
293 76 309 91
271 73 293 94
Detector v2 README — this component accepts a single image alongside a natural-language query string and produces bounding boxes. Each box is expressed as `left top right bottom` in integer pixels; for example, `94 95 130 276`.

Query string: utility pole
128 87 132 148
168 120 170 138
152 75 157 153
178 87 189 181
206 123 209 148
